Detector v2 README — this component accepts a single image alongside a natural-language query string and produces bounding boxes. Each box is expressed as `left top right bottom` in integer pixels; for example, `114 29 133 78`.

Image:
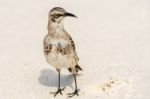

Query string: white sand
0 0 150 99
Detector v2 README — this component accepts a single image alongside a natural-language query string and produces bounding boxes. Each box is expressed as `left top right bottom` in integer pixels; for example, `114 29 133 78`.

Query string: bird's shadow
38 69 73 88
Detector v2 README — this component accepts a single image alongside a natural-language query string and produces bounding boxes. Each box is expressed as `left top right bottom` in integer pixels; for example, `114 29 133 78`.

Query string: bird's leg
51 71 65 97
67 73 79 98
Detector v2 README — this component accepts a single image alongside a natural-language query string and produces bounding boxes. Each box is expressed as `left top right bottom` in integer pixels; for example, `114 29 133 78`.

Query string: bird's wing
68 36 79 60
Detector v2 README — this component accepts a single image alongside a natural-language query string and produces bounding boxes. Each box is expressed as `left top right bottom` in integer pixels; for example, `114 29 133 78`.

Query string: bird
43 7 83 97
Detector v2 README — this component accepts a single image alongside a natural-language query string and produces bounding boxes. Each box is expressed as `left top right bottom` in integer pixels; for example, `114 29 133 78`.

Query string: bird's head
48 7 77 23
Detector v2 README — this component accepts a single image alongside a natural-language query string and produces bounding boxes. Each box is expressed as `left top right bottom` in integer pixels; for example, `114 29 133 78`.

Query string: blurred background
0 0 150 99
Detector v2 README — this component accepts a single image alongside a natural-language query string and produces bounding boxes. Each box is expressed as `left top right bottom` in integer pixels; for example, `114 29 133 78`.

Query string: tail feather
75 65 83 72
68 65 83 73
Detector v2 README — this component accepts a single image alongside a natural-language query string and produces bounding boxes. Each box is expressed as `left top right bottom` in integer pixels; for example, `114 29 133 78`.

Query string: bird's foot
67 89 80 98
50 87 65 97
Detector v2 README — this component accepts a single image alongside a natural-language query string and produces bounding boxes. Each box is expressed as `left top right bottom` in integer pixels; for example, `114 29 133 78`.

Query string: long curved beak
64 12 77 18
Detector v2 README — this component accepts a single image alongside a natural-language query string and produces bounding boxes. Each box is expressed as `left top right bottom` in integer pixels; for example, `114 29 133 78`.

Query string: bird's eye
53 14 63 18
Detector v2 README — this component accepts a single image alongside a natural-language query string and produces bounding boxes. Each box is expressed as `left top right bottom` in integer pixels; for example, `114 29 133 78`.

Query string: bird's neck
47 20 65 35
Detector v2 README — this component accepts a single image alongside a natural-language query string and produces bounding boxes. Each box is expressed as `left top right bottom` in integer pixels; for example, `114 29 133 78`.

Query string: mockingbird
43 7 82 97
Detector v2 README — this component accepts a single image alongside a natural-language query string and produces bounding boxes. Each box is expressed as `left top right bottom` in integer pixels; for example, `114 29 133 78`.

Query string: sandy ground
0 0 150 99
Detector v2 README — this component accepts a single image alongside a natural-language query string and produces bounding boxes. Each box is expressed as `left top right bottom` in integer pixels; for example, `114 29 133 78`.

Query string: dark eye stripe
57 14 63 17
52 14 63 18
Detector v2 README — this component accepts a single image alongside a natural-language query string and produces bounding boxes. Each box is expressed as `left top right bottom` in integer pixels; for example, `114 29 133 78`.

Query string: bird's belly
45 52 75 69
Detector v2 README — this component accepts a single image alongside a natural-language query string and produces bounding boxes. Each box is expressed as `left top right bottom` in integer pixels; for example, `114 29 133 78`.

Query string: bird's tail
68 65 83 73
75 65 83 72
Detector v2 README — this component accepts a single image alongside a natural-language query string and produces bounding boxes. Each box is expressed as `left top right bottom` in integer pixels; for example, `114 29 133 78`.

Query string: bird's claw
50 87 65 97
67 89 80 98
